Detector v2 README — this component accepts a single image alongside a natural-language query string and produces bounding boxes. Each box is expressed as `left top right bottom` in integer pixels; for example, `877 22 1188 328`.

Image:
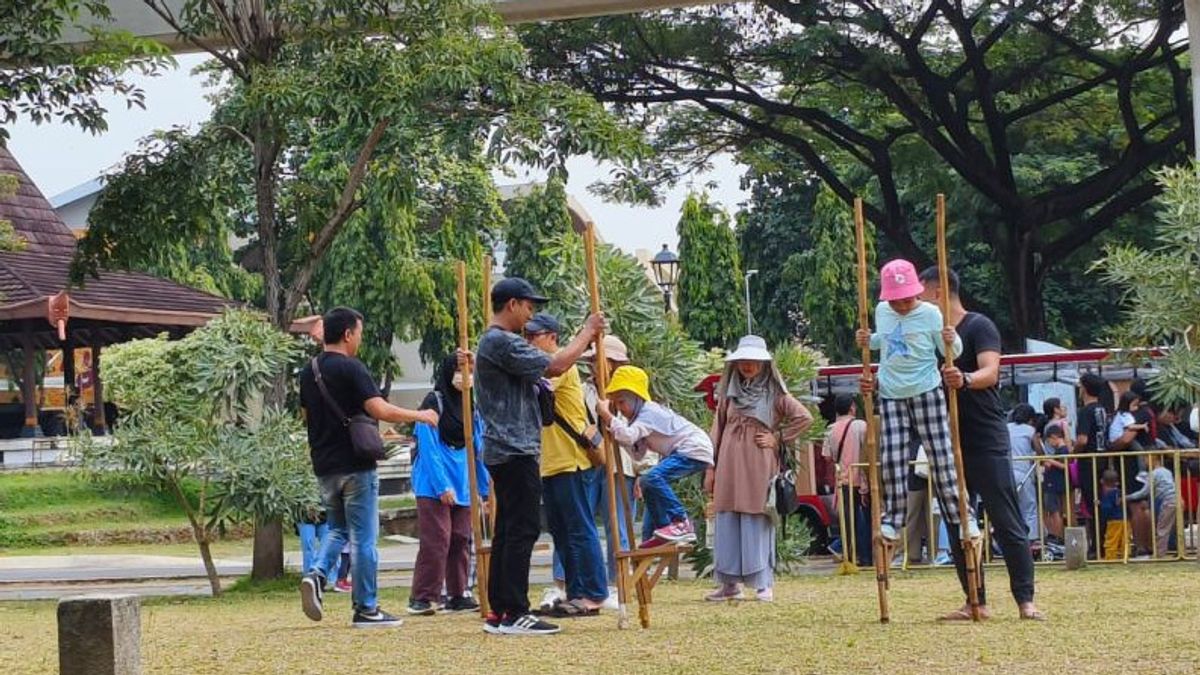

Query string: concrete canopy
58 0 712 52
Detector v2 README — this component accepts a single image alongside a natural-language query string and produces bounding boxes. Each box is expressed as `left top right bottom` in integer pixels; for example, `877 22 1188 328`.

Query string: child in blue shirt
857 259 976 547
408 354 489 615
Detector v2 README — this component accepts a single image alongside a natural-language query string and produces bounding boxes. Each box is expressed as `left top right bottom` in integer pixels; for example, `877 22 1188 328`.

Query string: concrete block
58 594 140 675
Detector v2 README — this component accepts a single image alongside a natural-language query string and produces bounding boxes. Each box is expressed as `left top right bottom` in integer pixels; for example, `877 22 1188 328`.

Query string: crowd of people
290 259 1197 633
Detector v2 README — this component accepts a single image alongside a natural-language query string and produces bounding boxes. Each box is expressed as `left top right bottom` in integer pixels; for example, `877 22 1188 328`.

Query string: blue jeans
543 470 608 602
553 469 636 584
298 521 329 574
313 470 380 612
640 454 708 541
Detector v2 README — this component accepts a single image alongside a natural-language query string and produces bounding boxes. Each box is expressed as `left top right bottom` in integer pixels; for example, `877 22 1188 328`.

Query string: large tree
75 0 641 579
522 1 1191 342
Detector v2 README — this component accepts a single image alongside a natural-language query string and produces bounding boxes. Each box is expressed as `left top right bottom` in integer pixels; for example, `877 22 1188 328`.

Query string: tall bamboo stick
481 255 497 537
583 223 631 629
854 198 890 624
935 194 982 621
456 261 489 617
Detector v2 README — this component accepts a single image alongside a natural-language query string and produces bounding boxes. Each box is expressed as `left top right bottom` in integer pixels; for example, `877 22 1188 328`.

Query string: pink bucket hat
879 259 924 301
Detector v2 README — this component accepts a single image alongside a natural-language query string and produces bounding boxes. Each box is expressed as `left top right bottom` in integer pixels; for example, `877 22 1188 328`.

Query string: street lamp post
744 269 758 335
651 244 681 314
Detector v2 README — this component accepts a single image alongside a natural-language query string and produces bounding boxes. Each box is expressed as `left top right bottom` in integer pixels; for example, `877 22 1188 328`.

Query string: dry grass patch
1 563 1197 673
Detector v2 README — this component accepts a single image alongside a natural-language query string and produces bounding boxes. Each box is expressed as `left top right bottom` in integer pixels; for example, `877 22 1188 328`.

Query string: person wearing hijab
408 354 490 616
704 335 812 602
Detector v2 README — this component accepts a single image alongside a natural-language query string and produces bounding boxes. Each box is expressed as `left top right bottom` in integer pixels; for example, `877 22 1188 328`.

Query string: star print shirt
868 301 961 400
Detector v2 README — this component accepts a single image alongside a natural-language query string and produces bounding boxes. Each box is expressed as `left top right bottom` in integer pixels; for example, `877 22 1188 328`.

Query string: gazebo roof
0 146 235 349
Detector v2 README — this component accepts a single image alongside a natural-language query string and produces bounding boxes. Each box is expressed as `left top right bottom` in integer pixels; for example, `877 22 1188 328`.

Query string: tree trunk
1002 232 1047 350
1186 0 1200 162
196 534 222 597
250 116 288 581
251 519 285 582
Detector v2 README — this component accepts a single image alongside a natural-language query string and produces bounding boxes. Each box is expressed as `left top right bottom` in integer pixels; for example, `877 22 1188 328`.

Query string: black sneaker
483 612 503 635
300 573 324 622
499 613 561 636
445 596 480 613
353 607 404 629
407 599 438 616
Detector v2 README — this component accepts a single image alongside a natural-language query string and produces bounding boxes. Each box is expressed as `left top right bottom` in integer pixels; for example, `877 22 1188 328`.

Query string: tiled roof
0 146 80 256
0 146 234 324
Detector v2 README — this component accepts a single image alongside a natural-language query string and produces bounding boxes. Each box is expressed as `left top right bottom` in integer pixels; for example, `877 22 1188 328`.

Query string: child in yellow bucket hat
597 365 713 547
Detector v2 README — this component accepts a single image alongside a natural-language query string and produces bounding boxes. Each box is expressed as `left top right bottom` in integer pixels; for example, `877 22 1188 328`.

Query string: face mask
451 372 464 391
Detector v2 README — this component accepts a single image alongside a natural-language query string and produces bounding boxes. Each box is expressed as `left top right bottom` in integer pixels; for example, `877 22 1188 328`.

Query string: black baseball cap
525 312 561 335
491 277 549 305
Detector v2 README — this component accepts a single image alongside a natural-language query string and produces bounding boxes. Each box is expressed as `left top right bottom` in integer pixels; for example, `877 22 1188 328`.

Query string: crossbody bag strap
311 356 349 426
834 419 853 465
553 412 593 450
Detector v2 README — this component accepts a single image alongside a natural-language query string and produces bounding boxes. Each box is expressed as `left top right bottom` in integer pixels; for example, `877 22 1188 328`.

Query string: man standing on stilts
917 267 1045 621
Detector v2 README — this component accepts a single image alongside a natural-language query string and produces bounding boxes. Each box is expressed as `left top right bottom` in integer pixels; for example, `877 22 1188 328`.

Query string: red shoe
654 519 696 544
334 579 352 593
639 535 668 549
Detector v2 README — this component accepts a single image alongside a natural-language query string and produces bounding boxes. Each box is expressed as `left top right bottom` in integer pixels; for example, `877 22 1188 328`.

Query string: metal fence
836 447 1199 569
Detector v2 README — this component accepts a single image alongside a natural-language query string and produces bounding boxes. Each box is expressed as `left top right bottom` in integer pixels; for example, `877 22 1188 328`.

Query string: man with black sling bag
298 307 438 628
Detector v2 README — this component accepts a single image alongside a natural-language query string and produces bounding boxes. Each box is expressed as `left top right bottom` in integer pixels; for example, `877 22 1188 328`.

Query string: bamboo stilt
935 194 983 621
583 224 634 629
836 484 859 575
481 255 497 539
854 198 890 624
456 261 489 618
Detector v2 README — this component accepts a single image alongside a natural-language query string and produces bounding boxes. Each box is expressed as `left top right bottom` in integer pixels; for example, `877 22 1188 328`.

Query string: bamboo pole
935 193 983 621
836 483 858 575
854 198 890 624
482 255 497 538
456 261 489 618
584 223 632 629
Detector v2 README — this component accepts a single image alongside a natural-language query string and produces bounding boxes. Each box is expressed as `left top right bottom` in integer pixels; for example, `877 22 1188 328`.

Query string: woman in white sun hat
704 335 812 602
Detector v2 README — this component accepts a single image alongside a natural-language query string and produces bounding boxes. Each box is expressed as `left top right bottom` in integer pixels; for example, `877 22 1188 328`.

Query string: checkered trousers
878 387 970 531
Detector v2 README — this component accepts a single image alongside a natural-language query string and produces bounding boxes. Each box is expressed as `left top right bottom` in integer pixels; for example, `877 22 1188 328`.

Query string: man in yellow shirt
526 313 608 616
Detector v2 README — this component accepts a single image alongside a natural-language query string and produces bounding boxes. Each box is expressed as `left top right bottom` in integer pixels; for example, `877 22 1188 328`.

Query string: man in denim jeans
298 307 438 628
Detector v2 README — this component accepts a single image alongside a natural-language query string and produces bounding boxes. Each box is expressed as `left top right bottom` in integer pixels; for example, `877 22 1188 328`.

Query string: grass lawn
1 564 1197 673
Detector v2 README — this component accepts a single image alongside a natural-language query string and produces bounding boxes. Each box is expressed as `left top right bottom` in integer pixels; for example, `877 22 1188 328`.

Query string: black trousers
944 449 1035 606
487 455 542 618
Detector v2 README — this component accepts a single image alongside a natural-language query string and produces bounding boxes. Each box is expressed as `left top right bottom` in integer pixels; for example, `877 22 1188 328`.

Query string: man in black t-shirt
1074 372 1109 551
918 267 1042 621
298 306 438 629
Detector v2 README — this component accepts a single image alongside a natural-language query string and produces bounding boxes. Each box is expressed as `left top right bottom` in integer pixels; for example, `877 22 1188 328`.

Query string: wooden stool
616 542 692 628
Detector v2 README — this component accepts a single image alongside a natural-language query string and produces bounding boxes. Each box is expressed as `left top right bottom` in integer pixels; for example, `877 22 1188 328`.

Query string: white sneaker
500 614 561 636
603 587 619 610
880 523 900 542
755 588 774 602
539 586 565 612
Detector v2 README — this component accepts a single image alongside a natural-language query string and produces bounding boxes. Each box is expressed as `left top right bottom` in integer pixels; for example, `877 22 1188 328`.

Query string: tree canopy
0 1 170 141
522 1 1191 343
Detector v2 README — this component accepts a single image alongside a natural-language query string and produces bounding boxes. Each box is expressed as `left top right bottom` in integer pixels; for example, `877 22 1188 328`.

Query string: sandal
1020 609 1046 621
546 598 600 618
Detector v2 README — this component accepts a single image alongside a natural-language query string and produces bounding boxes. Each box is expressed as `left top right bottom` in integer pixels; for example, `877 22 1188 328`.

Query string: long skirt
713 511 775 589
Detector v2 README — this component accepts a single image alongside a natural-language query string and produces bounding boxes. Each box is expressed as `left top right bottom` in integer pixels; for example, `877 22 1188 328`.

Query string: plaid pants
879 388 969 531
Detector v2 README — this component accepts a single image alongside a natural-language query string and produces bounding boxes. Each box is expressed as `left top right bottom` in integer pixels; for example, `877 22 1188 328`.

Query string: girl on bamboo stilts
855 259 979 561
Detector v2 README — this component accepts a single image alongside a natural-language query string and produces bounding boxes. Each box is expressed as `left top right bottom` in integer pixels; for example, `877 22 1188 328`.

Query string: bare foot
938 603 991 621
1018 602 1045 621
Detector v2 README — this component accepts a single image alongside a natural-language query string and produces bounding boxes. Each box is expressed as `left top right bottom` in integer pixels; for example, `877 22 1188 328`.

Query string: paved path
0 538 836 601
